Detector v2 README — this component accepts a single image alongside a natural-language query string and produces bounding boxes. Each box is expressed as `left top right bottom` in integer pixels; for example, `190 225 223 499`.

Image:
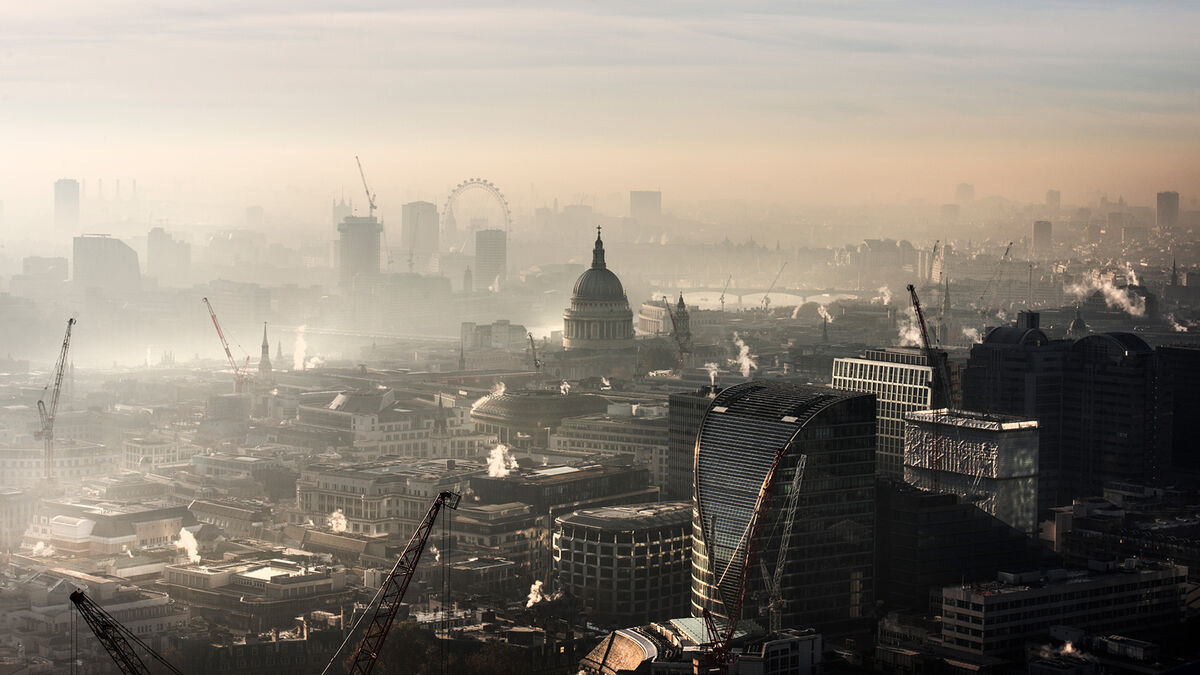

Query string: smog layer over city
1 2 1198 674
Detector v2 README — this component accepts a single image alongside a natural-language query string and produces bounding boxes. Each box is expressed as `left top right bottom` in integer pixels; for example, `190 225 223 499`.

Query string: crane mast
70 590 182 675
906 284 952 408
719 275 731 313
760 263 787 311
326 490 461 675
37 318 75 482
202 298 248 393
528 333 543 375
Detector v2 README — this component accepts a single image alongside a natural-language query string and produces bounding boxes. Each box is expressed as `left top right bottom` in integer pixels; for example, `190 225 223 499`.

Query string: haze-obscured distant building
337 215 382 288
55 178 80 231
73 234 140 296
1157 191 1179 230
401 200 439 273
903 409 1039 535
1032 220 1052 256
146 226 191 287
1045 189 1060 212
474 228 507 291
955 183 975 206
629 190 662 221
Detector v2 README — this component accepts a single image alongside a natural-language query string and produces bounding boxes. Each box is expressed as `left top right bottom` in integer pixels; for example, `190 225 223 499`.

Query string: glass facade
691 382 876 634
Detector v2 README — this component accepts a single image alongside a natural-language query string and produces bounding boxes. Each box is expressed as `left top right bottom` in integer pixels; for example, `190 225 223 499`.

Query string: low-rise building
550 404 669 491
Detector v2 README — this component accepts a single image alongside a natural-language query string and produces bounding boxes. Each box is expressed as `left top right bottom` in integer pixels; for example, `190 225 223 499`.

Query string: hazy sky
3 0 1199 219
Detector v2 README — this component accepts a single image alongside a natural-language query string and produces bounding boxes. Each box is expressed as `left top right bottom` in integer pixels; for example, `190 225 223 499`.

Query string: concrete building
73 234 140 296
470 389 610 449
1032 220 1052 256
554 502 691 626
0 440 119 488
54 178 80 231
666 387 717 500
939 561 1187 658
474 228 507 291
831 346 938 478
337 214 382 288
0 488 38 552
550 404 670 492
1157 190 1179 230
22 499 197 556
123 434 198 472
903 409 1039 535
629 190 662 221
401 200 439 273
692 382 876 634
297 388 477 460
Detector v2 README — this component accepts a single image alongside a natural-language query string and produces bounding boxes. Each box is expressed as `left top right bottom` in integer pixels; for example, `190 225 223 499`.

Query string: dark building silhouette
691 381 875 635
1061 333 1168 500
337 215 382 288
1157 191 1179 230
666 386 717 500
961 313 1068 512
72 234 140 296
55 178 80 231
1032 220 1052 256
1157 345 1197 472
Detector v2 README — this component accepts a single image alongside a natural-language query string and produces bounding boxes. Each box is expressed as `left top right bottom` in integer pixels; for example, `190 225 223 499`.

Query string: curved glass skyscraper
691 382 876 634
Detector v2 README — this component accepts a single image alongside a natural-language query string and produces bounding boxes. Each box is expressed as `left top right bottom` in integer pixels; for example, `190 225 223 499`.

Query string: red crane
70 590 182 675
37 318 75 482
324 490 461 675
202 297 249 393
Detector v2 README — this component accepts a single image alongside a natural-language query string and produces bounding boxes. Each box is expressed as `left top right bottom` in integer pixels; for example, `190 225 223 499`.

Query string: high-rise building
1157 345 1199 472
1031 220 1052 256
1061 333 1168 499
1157 191 1179 230
955 183 975 206
961 313 1069 512
666 387 718 500
1045 189 1061 212
72 234 140 296
337 215 382 288
55 178 80 231
903 409 1039 535
146 227 191 287
831 347 938 478
474 229 506 292
401 201 439 273
629 190 662 221
331 197 351 226
691 382 875 634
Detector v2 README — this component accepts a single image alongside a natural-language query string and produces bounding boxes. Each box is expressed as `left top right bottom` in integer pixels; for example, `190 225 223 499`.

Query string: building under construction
690 381 876 636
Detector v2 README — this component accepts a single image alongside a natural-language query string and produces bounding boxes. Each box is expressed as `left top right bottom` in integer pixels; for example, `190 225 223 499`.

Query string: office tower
401 201 439 272
1031 220 1052 256
146 227 191 287
337 215 382 288
629 190 662 221
55 179 80 231
692 382 875 634
955 183 974 206
904 409 1039 535
474 229 506 292
1045 189 1060 211
331 197 351 227
72 234 140 296
1157 191 1179 230
666 387 718 500
1061 333 1168 499
553 502 691 626
1157 345 1199 472
831 347 939 478
961 312 1069 512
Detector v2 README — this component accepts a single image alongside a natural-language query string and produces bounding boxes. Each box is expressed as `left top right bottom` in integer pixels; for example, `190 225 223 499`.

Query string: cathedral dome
571 232 626 302
563 229 634 352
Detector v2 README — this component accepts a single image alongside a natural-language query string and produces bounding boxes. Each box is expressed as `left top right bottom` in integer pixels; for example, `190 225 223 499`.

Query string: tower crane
202 297 249 393
70 590 182 675
528 333 543 375
907 284 952 408
356 155 393 271
977 241 1013 310
36 318 75 482
662 296 692 367
760 263 787 312
324 490 461 675
718 275 731 313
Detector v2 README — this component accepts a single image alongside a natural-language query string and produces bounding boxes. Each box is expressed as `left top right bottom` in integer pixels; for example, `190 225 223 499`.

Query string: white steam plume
293 325 308 370
473 381 506 409
327 509 348 533
729 332 757 378
526 580 561 608
897 306 923 347
430 544 440 562
961 327 982 343
872 286 893 305
560 380 571 395
790 305 801 319
704 362 720 387
32 541 55 557
818 305 834 324
1065 270 1146 317
1167 314 1186 332
600 376 611 389
487 444 519 478
174 528 200 564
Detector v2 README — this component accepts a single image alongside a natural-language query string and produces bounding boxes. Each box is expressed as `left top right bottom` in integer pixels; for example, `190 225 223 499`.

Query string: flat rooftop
558 501 691 530
906 408 1038 431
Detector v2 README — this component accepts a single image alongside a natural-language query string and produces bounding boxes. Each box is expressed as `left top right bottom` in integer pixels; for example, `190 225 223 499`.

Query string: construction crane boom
528 333 543 374
355 155 377 218
37 318 75 482
70 590 182 675
907 284 952 408
326 490 461 675
977 241 1014 309
719 275 731 313
202 298 248 393
761 263 787 311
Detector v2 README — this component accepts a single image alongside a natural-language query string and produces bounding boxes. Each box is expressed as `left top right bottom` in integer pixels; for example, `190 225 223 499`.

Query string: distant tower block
630 190 662 221
1157 191 1180 230
474 229 507 292
337 215 382 288
55 179 80 231
1032 220 1052 257
1045 189 1061 212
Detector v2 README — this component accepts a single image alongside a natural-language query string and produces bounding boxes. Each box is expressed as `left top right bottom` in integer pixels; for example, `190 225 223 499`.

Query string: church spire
592 226 607 269
259 322 272 377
